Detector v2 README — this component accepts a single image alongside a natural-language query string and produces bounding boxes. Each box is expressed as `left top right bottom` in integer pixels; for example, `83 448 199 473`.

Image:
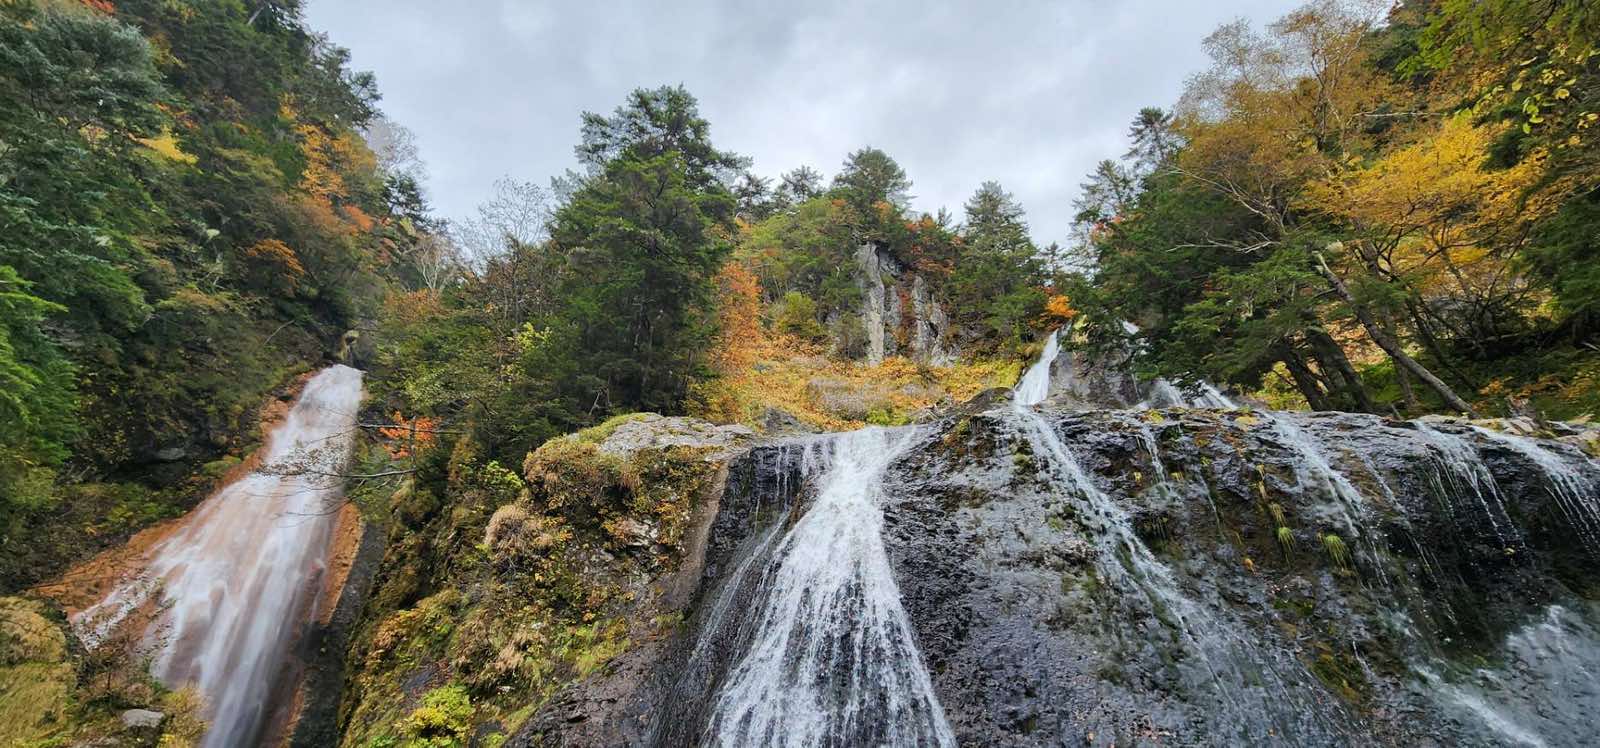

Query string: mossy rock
0 597 76 745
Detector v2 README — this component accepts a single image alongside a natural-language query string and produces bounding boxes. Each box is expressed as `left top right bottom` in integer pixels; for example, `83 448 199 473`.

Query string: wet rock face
885 408 1600 746
518 406 1600 747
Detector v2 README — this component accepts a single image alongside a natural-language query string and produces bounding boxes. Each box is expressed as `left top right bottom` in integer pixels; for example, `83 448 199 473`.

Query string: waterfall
1197 382 1238 409
1009 336 1352 741
74 365 364 748
1013 328 1060 408
702 427 956 746
1470 425 1600 551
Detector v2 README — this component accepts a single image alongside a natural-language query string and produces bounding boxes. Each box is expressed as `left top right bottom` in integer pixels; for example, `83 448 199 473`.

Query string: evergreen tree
1125 106 1179 173
952 182 1045 343
550 87 739 412
576 85 748 189
832 147 912 211
776 166 825 205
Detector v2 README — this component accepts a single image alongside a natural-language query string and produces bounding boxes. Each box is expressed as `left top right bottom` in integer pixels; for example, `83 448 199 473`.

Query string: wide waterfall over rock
73 366 364 748
519 336 1600 747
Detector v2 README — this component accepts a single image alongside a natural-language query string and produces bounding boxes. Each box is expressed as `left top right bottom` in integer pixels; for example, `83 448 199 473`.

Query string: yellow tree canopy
1304 114 1560 308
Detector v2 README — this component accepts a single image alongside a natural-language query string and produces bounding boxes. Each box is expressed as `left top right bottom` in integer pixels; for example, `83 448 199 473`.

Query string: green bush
775 290 825 340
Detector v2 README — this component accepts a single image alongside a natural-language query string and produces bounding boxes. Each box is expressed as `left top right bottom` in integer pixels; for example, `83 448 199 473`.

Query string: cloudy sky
305 0 1304 245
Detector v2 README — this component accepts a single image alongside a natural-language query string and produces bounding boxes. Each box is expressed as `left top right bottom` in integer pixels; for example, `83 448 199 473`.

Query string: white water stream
704 427 956 746
74 365 364 748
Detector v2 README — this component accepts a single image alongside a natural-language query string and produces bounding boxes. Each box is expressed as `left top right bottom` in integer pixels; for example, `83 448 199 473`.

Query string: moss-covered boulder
335 414 752 748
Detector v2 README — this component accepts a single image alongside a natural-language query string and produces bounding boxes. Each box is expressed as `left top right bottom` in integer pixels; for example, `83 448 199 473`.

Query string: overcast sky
304 0 1304 246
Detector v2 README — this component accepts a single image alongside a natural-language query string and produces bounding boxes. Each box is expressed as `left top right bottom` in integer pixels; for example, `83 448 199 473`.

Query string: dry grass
692 333 1020 431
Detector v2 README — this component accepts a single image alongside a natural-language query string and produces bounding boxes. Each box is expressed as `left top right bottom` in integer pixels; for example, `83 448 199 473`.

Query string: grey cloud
306 0 1304 244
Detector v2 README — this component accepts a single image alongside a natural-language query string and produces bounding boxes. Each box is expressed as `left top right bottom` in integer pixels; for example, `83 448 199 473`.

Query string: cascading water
1009 330 1351 741
559 330 1600 745
701 427 956 746
1471 425 1600 552
74 365 364 748
1013 328 1060 408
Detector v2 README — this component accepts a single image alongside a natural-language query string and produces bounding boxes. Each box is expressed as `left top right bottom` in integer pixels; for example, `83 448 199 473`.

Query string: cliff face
508 405 1600 747
843 242 958 366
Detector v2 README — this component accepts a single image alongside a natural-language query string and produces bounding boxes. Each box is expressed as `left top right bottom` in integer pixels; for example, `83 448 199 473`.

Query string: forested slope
0 0 440 587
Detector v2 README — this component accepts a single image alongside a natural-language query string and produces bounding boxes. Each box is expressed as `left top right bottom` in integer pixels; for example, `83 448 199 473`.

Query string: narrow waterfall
701 427 956 747
1013 328 1060 408
1471 425 1600 551
74 365 364 748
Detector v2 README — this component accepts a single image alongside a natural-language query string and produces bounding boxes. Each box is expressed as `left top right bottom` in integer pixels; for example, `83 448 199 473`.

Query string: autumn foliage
379 412 439 459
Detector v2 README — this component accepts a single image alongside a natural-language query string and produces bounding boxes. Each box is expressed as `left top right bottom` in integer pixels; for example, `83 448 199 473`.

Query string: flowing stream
74 365 364 748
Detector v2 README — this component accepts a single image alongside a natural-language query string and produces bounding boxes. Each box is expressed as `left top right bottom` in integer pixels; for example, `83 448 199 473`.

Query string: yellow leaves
296 121 346 201
1305 110 1585 330
1041 293 1077 325
1305 114 1553 269
136 128 197 164
383 288 444 326
707 261 763 374
281 95 379 212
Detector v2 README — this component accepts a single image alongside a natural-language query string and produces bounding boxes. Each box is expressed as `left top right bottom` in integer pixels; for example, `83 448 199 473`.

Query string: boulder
120 709 165 730
595 414 753 461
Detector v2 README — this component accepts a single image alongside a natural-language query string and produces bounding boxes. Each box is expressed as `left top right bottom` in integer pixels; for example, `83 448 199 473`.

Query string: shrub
397 685 473 747
775 290 825 340
521 438 629 513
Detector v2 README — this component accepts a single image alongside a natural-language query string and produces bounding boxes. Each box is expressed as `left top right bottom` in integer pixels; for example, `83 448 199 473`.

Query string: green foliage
1066 0 1600 418
0 0 423 587
549 142 736 412
0 266 75 512
736 166 1048 357
397 686 474 748
774 290 824 340
949 182 1047 345
832 146 911 212
379 86 747 464
1322 533 1353 572
1521 190 1600 328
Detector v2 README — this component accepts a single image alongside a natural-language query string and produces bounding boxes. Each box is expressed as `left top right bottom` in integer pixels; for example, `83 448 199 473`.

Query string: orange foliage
243 239 305 293
709 262 763 373
79 0 115 13
294 195 354 240
379 412 438 458
343 204 377 232
1041 293 1077 325
383 288 444 326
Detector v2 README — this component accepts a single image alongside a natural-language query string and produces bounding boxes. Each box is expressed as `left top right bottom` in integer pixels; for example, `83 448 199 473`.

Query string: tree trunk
1404 298 1479 390
1316 252 1478 416
1392 357 1418 413
1305 326 1375 413
1277 343 1333 411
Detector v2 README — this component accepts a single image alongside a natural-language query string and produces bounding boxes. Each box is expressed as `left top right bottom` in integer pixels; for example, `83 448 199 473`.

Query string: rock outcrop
850 242 956 366
511 404 1600 747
